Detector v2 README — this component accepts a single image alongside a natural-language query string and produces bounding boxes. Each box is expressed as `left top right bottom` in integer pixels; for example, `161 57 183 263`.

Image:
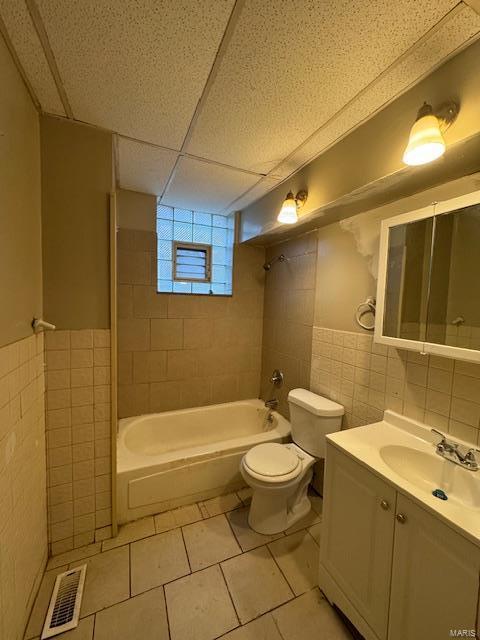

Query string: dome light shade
277 192 298 224
402 103 447 166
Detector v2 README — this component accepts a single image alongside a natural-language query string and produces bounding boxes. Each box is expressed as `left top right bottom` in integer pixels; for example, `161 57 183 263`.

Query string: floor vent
41 565 87 639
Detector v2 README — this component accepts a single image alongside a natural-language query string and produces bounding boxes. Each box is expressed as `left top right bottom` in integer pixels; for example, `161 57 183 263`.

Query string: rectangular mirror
383 218 433 342
426 203 480 349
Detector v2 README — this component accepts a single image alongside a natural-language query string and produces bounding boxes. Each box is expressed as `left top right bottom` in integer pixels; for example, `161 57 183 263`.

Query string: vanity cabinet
319 444 480 640
320 445 396 639
388 494 480 640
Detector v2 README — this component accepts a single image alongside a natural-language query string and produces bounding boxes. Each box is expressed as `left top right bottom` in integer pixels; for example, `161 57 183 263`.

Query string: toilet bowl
241 389 344 534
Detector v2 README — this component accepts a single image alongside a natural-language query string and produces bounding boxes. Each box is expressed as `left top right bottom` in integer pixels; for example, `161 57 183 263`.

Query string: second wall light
277 190 308 224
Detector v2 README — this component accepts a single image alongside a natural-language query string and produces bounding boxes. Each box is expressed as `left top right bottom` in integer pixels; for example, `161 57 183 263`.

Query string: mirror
383 218 433 342
426 204 480 349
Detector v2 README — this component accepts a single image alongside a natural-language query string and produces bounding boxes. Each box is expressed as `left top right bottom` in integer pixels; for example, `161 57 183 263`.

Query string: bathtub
117 398 290 524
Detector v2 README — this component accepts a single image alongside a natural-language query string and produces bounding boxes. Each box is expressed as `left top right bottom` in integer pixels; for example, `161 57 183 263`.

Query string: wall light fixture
402 101 458 167
277 190 308 224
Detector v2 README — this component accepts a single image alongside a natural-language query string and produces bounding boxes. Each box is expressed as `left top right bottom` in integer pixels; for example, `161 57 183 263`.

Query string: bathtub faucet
265 398 278 411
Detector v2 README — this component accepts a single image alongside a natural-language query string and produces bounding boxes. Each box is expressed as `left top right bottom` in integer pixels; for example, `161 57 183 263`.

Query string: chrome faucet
431 429 479 471
265 398 278 411
270 369 284 386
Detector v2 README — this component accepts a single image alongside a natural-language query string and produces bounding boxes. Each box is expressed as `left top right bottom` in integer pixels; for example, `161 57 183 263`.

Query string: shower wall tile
45 329 111 554
0 333 47 637
311 326 480 444
117 228 264 418
261 231 318 417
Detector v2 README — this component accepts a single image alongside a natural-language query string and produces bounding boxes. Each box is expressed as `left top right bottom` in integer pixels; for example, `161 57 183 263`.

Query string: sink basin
379 444 480 510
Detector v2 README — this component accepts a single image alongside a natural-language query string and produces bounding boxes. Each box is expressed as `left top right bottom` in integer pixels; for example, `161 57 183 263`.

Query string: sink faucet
431 429 480 471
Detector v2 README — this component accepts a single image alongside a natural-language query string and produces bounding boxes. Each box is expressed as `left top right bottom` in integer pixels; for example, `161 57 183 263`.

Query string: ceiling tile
161 157 260 213
0 0 65 115
186 0 456 172
36 0 234 149
224 176 283 213
271 4 480 179
117 137 177 195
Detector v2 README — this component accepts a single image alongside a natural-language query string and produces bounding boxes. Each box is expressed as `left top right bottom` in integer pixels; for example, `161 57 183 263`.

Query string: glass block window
157 202 235 295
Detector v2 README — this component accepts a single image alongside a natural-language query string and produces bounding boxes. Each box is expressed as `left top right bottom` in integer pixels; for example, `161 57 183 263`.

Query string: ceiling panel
223 176 283 213
186 0 456 172
161 157 260 213
0 0 64 115
117 137 177 195
271 4 480 180
35 0 234 149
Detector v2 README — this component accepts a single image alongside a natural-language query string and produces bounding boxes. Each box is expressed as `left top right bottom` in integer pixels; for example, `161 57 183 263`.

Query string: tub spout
264 398 278 411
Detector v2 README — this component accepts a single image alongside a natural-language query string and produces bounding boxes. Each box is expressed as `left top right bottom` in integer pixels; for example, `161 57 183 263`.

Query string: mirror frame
375 189 480 364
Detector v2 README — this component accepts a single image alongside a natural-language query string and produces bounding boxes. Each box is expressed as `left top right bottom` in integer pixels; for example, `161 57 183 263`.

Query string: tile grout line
162 584 172 640
218 562 241 630
222 511 245 556
128 542 132 598
179 526 192 575
264 543 296 601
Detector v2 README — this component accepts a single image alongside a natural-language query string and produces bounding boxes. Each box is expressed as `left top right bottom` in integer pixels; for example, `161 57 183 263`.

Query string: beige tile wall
45 329 112 555
311 326 480 444
261 232 318 417
0 334 47 639
117 228 265 417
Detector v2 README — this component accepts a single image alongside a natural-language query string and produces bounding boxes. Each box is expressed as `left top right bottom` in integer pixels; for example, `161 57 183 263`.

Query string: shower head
263 254 287 271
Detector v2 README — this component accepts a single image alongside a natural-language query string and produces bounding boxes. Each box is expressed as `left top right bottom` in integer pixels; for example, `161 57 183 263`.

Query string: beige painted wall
0 38 47 640
116 190 265 418
241 38 480 243
314 173 480 333
0 36 42 348
261 232 317 417
41 116 112 329
309 175 480 443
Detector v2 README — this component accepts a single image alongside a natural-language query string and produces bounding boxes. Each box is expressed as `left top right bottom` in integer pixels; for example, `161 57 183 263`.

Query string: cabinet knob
396 513 407 524
380 499 390 511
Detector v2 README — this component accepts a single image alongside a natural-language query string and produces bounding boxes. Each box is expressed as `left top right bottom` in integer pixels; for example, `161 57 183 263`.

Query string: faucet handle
430 428 456 453
464 448 480 470
465 447 480 459
431 428 447 442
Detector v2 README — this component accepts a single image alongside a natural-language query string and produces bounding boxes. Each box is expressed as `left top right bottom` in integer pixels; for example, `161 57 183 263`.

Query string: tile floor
25 489 354 640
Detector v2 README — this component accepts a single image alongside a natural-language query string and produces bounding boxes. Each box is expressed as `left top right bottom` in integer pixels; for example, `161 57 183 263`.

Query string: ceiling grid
1 0 479 214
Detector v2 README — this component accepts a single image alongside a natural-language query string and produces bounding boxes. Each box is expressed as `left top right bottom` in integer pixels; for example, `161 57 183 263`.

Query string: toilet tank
288 389 344 457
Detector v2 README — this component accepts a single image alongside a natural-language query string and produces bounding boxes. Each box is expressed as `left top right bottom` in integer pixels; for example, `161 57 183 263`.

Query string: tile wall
261 232 317 417
45 329 112 555
117 228 265 418
311 326 480 444
0 334 47 639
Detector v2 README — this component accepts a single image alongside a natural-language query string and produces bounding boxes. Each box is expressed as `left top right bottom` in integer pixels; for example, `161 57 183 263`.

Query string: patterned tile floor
25 489 354 640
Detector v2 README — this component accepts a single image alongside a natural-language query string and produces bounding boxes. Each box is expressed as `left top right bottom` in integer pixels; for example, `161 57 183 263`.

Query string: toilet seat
243 443 302 483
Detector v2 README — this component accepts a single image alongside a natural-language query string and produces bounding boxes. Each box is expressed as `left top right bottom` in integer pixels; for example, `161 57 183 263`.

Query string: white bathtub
117 399 290 524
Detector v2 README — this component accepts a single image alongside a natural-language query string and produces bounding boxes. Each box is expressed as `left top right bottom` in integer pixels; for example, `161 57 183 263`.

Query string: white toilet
240 388 344 534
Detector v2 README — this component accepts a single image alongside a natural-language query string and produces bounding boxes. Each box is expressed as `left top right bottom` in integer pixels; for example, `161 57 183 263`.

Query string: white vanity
319 411 480 640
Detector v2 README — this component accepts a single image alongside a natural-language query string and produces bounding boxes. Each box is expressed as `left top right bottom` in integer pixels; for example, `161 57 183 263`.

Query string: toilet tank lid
288 388 344 417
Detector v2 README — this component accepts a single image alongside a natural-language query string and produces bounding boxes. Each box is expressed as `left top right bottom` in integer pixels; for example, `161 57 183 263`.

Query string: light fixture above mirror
277 190 308 224
402 101 458 167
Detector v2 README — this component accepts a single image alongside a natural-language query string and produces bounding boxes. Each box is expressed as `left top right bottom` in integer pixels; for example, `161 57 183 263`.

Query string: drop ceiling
1 0 480 215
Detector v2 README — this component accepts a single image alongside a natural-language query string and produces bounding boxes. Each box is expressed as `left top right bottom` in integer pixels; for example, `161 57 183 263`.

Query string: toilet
240 389 344 534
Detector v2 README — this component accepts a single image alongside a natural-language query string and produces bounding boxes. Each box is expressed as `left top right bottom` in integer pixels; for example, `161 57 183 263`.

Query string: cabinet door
320 445 396 639
389 493 480 640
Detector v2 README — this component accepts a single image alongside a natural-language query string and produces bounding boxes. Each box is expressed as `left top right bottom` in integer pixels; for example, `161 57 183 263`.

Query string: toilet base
247 468 313 535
